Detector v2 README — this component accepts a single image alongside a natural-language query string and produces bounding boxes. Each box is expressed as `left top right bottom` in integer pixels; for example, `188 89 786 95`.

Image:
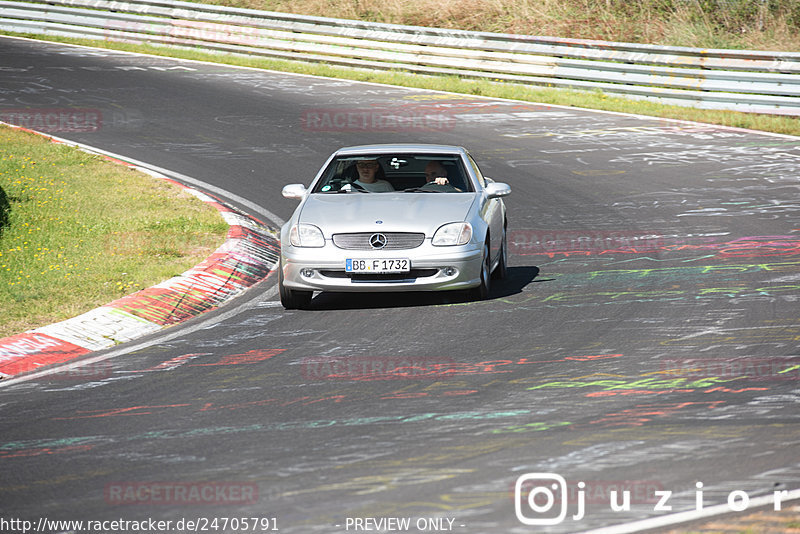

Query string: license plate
346 258 410 273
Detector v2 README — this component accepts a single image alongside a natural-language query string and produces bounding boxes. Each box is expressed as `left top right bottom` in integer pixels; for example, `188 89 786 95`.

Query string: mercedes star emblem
369 233 388 249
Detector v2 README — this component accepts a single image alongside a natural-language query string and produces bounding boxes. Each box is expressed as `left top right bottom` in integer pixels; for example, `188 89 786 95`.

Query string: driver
424 161 451 186
422 161 461 191
349 159 394 192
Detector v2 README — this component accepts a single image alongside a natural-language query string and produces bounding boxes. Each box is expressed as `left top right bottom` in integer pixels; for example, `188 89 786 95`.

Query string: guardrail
2 0 799 115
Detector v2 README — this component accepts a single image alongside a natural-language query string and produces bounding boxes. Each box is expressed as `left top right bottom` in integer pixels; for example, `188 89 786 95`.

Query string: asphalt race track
1 36 799 533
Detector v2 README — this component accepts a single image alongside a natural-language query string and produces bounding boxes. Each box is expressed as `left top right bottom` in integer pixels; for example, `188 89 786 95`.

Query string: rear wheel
279 261 312 310
470 241 491 301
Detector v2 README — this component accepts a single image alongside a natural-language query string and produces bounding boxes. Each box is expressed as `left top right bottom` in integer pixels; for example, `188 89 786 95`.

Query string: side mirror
484 182 511 199
282 184 307 200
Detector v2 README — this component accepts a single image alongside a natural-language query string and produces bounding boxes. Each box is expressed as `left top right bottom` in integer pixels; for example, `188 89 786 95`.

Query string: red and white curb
0 124 280 378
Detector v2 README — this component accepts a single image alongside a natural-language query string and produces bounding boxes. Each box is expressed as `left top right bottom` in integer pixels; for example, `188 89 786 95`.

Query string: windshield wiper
338 183 371 193
404 187 442 193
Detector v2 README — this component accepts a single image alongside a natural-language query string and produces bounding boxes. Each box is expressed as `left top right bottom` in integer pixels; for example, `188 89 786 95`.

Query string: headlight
432 222 472 246
290 223 325 247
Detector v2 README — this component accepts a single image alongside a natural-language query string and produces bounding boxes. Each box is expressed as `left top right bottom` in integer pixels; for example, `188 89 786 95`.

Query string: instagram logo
514 473 568 525
514 473 793 525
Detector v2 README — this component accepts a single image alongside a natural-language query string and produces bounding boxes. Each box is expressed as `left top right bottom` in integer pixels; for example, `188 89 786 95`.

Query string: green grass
197 0 800 52
0 125 229 338
4 32 799 137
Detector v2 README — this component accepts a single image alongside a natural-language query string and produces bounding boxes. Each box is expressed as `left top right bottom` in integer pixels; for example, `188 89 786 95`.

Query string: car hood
297 193 477 236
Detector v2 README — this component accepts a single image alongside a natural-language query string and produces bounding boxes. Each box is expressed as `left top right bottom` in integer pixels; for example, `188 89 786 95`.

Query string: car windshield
311 154 473 193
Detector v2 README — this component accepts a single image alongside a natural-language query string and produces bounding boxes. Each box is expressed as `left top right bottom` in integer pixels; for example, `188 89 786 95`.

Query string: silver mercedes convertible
278 144 511 309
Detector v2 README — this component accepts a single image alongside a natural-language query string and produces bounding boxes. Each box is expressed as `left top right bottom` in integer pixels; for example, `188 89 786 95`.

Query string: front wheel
279 262 312 309
470 241 491 301
492 224 508 280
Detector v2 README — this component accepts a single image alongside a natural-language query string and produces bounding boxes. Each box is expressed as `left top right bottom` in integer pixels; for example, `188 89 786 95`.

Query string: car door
468 155 504 264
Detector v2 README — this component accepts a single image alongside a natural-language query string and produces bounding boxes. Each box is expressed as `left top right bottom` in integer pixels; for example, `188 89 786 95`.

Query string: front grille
332 232 425 250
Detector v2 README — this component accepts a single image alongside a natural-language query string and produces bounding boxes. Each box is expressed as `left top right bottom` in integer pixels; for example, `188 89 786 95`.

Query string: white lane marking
0 285 280 388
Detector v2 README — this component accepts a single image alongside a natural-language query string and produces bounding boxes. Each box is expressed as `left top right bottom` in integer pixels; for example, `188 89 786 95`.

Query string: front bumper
280 241 483 292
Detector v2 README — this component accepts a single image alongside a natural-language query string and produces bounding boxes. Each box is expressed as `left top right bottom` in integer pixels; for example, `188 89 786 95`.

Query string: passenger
348 159 394 192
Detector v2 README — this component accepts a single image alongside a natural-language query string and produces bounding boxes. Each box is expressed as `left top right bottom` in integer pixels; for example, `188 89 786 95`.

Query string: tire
492 224 508 280
470 241 491 301
279 261 312 310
